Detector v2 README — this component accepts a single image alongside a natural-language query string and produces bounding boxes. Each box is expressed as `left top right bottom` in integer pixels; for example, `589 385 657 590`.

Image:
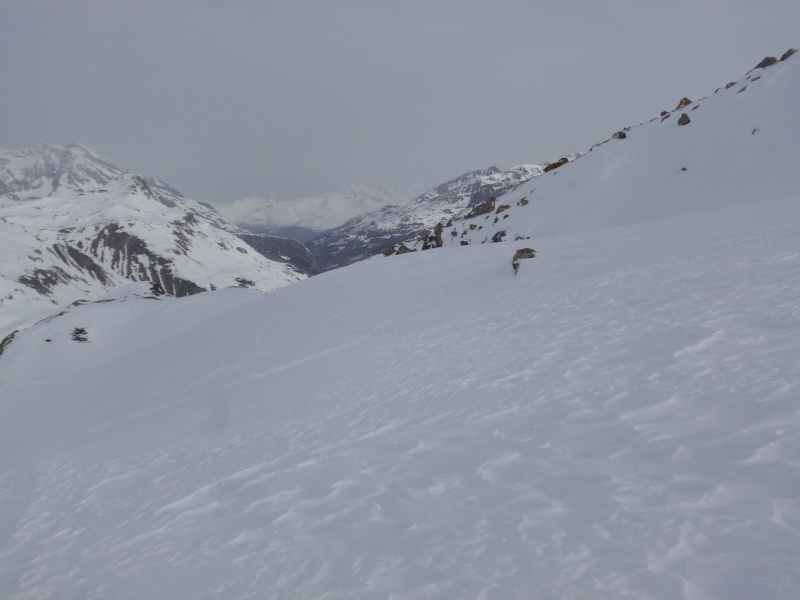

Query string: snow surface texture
1 53 799 599
0 144 304 336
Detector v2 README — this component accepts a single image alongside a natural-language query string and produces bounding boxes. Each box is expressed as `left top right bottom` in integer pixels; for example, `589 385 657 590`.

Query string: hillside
0 51 799 599
0 143 313 335
397 50 800 253
308 164 543 271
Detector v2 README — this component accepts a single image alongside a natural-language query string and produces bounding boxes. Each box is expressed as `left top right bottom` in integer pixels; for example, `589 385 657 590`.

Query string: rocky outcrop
511 248 536 274
678 113 691 126
464 197 496 219
310 165 543 271
236 233 319 276
754 56 778 70
543 157 569 173
491 230 506 243
675 97 692 110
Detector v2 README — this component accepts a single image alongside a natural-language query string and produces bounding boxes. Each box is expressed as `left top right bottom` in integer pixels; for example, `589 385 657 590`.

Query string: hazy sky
2 1 798 202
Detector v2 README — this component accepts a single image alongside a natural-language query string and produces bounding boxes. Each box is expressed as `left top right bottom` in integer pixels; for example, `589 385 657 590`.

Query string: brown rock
543 157 569 173
754 56 778 69
464 196 496 219
675 97 692 110
780 49 797 61
511 247 536 274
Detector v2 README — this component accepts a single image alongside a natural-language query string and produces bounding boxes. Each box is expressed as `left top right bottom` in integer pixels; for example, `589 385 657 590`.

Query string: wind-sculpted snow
1 191 799 598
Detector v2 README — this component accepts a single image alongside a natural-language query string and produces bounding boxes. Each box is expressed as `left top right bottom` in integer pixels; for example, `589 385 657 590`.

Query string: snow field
1 193 799 599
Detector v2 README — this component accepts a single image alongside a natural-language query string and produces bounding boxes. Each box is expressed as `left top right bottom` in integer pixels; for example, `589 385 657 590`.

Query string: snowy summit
0 143 309 335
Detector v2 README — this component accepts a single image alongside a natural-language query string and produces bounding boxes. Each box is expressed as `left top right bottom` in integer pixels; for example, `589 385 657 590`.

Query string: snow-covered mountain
214 183 425 242
0 143 313 334
1 50 799 599
308 164 543 271
397 50 800 255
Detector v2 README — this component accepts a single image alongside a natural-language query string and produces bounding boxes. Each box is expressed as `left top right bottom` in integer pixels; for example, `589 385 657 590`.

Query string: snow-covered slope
308 164 543 271
215 183 424 240
1 193 799 599
0 143 307 335
401 50 800 253
1 51 799 599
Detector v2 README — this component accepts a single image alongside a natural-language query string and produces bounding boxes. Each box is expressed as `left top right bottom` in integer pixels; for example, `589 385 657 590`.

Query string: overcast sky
2 0 798 202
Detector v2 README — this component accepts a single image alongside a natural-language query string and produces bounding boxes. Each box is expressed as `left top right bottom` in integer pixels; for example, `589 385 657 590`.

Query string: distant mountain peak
307 163 544 271
0 143 313 334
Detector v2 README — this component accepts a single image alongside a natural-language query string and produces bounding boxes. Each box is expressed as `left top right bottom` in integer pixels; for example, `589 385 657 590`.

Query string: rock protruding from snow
308 165 543 271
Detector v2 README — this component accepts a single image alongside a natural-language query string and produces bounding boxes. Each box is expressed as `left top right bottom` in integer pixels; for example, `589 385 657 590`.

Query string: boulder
613 130 627 139
675 97 692 110
780 49 797 62
678 113 691 126
511 247 536 274
464 196 496 219
433 222 444 248
754 56 778 69
543 157 569 173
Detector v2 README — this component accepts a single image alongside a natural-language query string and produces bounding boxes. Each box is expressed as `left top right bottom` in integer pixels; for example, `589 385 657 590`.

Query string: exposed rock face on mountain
236 233 319 275
0 143 313 333
307 165 543 271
